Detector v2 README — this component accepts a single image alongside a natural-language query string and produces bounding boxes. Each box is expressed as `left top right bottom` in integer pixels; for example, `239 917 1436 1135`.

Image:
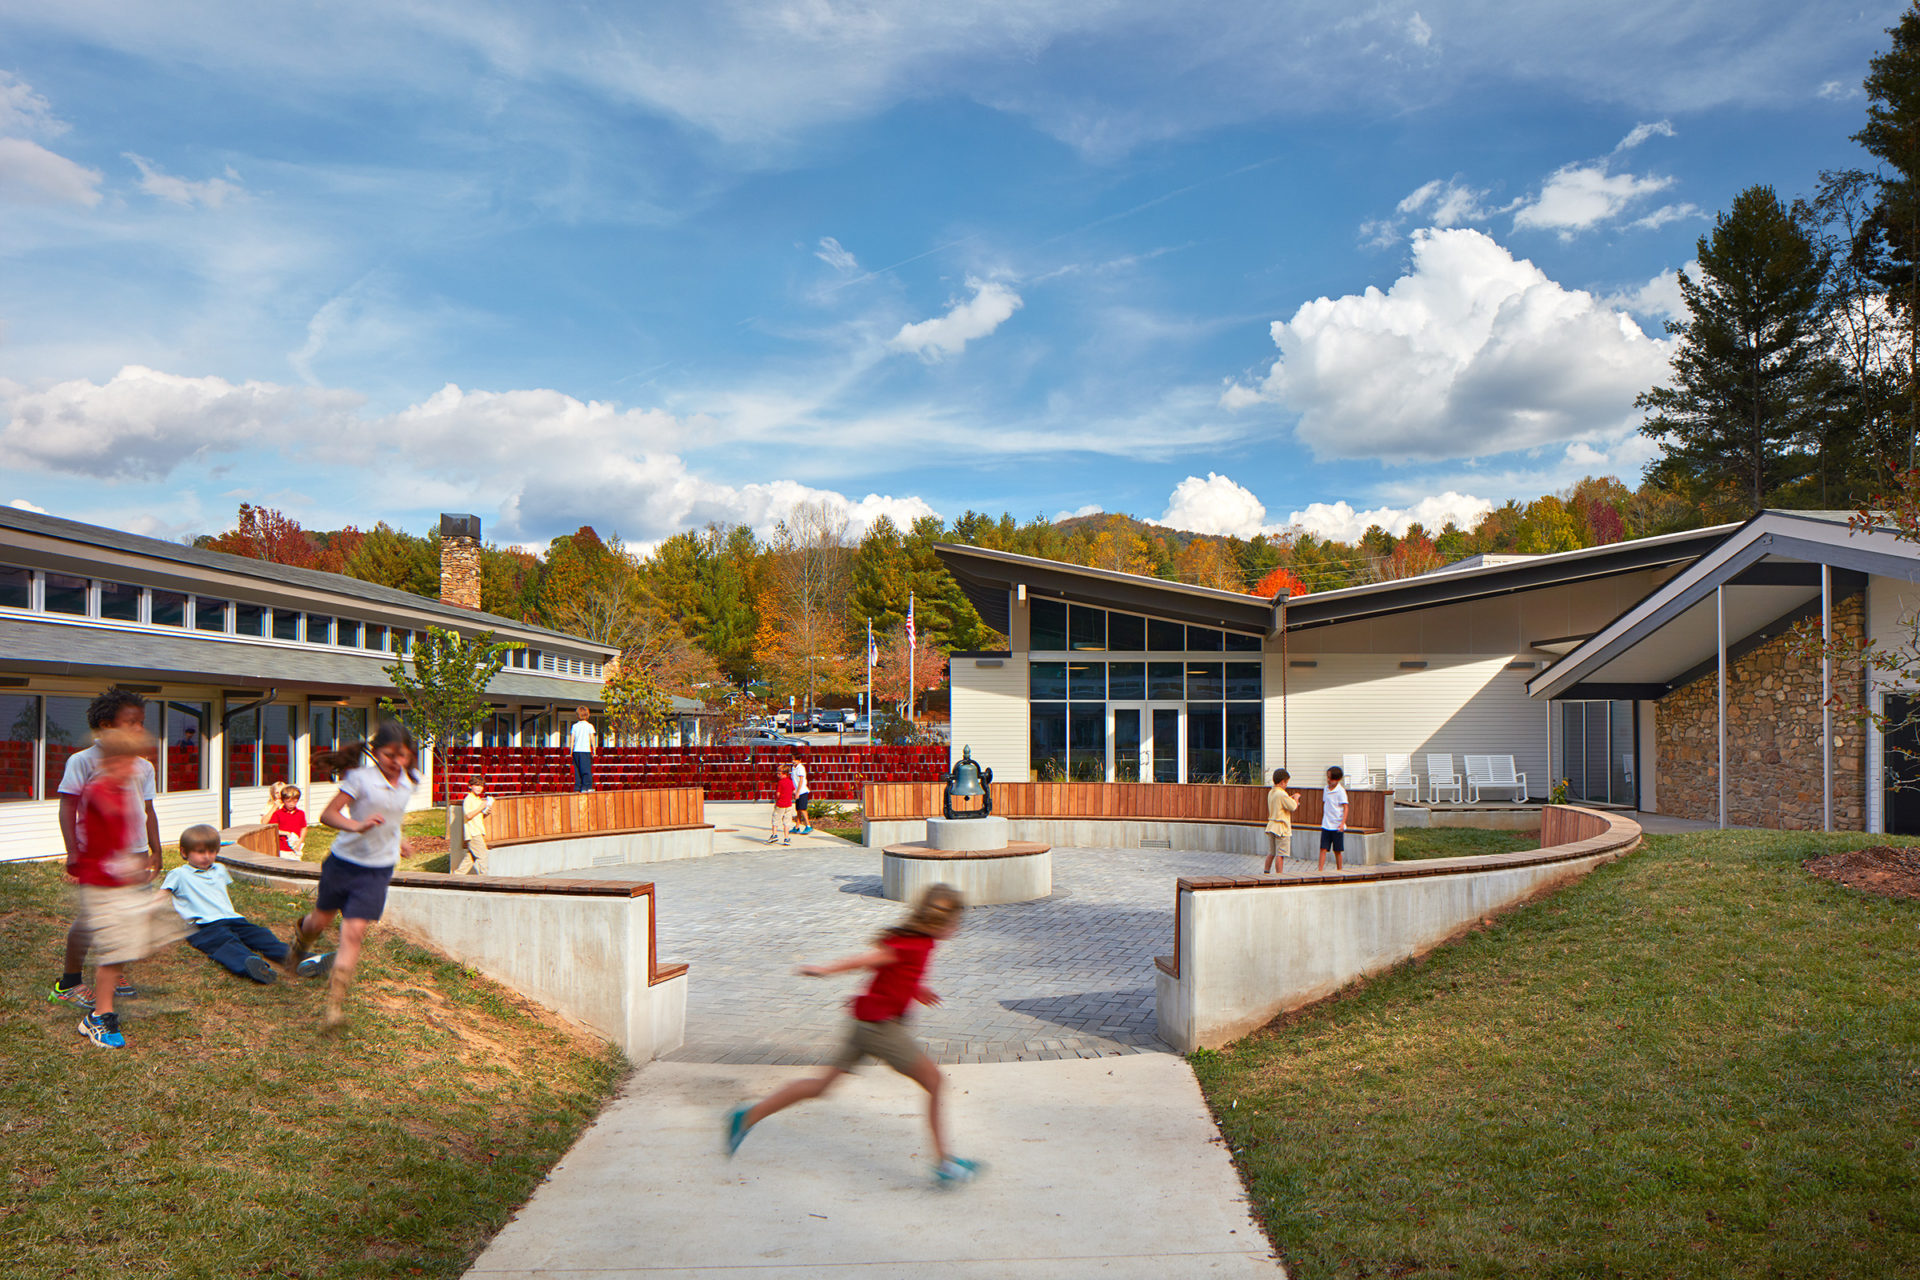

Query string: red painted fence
437 745 949 803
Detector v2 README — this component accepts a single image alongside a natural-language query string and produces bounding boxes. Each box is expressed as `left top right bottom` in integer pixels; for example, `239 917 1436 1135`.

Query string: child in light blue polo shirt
162 825 330 984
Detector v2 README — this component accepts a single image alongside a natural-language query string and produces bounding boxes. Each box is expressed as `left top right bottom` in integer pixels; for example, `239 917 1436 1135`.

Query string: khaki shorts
78 884 189 966
830 1016 925 1075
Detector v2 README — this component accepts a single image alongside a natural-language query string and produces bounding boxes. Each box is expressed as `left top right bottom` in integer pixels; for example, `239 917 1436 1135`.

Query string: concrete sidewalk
466 1054 1283 1278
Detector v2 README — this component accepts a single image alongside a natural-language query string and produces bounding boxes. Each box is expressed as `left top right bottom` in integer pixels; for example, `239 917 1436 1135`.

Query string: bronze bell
942 746 994 819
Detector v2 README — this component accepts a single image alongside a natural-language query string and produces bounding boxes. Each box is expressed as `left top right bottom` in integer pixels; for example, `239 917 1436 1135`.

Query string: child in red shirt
765 763 796 846
725 884 976 1184
72 728 186 1048
267 784 308 858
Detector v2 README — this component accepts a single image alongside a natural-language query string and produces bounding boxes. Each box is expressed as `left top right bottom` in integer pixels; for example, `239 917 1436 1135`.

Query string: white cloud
125 153 243 208
1160 473 1273 538
1818 79 1860 101
1052 503 1103 522
1630 202 1703 231
815 236 858 273
1513 163 1672 237
1614 120 1674 152
0 72 63 137
1398 177 1494 227
0 136 102 207
1358 217 1402 249
1283 491 1493 542
7 498 48 513
0 367 940 543
1606 263 1694 323
887 278 1023 359
1236 228 1671 461
1406 12 1433 48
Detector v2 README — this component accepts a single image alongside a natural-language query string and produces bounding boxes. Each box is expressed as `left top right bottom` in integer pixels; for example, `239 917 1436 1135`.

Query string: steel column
1717 585 1727 830
1822 564 1833 832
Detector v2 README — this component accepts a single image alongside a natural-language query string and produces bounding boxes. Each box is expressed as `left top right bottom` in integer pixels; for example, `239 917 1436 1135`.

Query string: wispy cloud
887 279 1024 360
125 153 244 208
814 235 858 273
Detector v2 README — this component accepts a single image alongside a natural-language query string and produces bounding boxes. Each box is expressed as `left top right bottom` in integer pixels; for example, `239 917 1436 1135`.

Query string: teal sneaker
724 1105 751 1157
297 952 335 979
49 980 94 1011
78 1011 125 1049
935 1157 978 1186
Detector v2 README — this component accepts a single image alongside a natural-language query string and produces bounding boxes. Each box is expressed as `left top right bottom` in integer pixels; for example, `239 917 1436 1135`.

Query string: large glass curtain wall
0 695 210 801
1558 700 1635 805
1029 598 1262 783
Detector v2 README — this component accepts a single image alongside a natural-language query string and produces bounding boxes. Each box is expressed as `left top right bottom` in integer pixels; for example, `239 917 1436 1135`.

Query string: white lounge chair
1384 753 1419 803
1466 754 1528 803
1426 753 1462 804
1341 753 1374 790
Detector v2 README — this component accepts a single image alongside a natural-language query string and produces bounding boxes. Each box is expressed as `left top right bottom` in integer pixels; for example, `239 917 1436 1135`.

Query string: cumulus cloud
0 367 939 543
1606 263 1694 322
888 279 1023 359
125 153 243 208
0 136 102 206
1226 228 1671 462
1052 503 1103 522
8 497 48 513
0 366 354 479
1282 491 1494 542
1160 472 1274 538
1512 163 1673 237
815 235 858 273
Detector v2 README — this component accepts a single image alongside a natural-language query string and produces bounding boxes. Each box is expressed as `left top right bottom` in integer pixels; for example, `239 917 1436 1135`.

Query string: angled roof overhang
1528 511 1920 702
933 543 1275 635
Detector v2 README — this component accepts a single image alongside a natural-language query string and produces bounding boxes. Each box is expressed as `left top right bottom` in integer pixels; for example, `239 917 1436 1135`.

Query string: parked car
817 709 849 732
723 728 808 747
847 714 872 734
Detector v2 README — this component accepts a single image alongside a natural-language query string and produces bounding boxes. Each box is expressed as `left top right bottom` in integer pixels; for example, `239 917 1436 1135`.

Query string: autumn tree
872 625 948 717
1251 566 1310 598
1172 538 1245 591
344 523 438 596
1380 527 1446 579
763 501 853 710
202 504 327 568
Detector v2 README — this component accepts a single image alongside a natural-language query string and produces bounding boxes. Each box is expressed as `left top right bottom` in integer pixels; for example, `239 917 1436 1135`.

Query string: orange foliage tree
1252 566 1311 598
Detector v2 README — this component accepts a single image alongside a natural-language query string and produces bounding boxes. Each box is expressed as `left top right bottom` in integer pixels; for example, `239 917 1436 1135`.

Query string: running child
267 784 308 859
285 720 420 1030
1263 768 1297 874
163 824 333 984
50 686 162 1010
724 883 976 1185
72 728 187 1048
766 763 795 845
1320 765 1349 873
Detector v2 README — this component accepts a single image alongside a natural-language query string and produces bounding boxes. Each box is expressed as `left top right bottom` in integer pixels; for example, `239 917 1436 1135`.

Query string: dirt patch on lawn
1804 845 1920 902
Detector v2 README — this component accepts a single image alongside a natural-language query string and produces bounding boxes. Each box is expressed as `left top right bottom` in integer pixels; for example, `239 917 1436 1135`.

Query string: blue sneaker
48 980 94 1011
724 1105 751 1157
113 984 136 999
297 952 335 979
935 1157 978 1186
78 1011 125 1049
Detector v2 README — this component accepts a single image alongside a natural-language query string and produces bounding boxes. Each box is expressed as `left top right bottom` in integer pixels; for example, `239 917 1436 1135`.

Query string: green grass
1191 829 1920 1279
0 855 622 1279
1394 826 1541 860
299 808 452 872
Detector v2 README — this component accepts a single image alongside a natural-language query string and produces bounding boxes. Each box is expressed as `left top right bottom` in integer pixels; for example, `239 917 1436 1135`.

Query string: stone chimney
439 513 482 610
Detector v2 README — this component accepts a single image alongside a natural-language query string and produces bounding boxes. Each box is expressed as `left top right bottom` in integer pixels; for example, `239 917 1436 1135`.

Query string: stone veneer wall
441 535 482 610
1654 591 1866 829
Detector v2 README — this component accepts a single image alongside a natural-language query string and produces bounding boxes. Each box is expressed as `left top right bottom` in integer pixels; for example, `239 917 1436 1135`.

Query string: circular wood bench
880 840 1052 905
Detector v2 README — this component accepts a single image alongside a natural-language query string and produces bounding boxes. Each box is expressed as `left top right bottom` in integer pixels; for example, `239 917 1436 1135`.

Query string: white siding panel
1865 574 1920 833
950 656 1030 780
1278 654 1547 796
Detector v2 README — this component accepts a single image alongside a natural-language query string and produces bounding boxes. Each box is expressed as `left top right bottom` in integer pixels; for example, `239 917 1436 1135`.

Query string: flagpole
907 592 915 725
865 617 873 735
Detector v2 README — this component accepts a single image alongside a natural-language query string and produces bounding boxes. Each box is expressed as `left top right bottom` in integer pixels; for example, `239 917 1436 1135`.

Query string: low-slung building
0 508 618 863
937 511 1920 835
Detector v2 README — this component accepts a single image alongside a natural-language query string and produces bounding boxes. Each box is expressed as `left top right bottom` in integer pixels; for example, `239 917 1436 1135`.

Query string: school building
0 507 618 863
936 509 1920 834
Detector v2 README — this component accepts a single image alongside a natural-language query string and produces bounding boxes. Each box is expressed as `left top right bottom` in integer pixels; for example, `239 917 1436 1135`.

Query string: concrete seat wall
219 832 686 1064
864 814 1394 864
486 827 714 877
1154 806 1640 1052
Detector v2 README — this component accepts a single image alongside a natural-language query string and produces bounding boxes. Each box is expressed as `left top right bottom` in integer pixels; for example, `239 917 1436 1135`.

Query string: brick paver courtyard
569 837 1262 1065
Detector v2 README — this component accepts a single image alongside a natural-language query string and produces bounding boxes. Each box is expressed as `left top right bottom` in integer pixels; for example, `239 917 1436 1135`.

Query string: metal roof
1528 510 1920 701
933 542 1275 634
0 505 613 656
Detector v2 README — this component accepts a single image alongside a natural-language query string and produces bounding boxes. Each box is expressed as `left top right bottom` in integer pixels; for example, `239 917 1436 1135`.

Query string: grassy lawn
1394 826 1541 861
0 854 622 1279
1192 829 1920 1279
300 807 453 872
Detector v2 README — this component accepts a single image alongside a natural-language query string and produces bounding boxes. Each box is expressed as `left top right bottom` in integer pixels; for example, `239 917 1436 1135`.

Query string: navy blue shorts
795 791 811 815
1319 829 1345 853
315 855 394 920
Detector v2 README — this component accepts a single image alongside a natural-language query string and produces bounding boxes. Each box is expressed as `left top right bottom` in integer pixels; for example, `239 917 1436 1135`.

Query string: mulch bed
1803 845 1920 902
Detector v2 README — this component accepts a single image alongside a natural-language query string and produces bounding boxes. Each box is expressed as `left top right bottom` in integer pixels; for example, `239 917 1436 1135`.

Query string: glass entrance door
1111 703 1183 782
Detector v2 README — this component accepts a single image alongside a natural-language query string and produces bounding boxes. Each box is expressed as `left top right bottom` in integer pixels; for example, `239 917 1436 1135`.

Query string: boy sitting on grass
162 824 332 985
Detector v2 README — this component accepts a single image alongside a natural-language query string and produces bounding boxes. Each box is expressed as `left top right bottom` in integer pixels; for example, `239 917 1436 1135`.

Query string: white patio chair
1341 753 1374 790
1487 755 1528 803
1426 753 1462 804
1384 753 1419 803
1464 754 1493 803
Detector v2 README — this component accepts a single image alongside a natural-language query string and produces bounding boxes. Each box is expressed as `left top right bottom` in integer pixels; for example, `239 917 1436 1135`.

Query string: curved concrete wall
865 815 1393 864
1153 807 1640 1051
487 827 713 878
882 847 1052 905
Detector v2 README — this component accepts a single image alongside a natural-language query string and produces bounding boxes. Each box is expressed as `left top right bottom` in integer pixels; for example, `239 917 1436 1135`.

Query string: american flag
905 596 915 648
867 627 878 666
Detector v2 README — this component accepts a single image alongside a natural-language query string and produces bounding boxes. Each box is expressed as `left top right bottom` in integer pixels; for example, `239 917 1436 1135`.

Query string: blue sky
0 2 1902 550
